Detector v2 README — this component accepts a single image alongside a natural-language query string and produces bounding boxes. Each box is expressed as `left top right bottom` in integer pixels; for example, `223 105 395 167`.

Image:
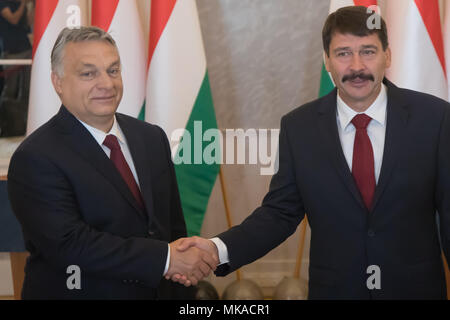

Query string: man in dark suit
7 26 217 299
173 6 450 299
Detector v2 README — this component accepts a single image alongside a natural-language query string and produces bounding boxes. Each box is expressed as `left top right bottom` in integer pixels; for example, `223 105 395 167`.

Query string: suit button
368 230 375 237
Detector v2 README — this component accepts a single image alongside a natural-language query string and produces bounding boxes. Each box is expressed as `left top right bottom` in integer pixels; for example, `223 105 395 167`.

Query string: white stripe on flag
27 0 87 135
108 0 146 117
329 0 358 13
444 0 450 100
146 0 206 147
385 0 447 100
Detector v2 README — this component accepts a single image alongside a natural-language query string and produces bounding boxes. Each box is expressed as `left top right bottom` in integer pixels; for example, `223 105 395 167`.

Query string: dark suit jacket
216 80 450 299
7 106 191 299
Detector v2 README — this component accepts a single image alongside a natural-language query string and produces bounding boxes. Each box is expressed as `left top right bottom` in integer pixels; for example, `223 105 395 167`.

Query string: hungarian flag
91 0 147 119
445 0 450 99
387 0 450 297
26 0 87 135
385 0 447 100
319 0 378 98
441 0 450 297
145 0 219 236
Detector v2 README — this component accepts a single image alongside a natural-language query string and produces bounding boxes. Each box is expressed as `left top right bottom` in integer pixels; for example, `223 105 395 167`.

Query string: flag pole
219 166 241 281
293 216 308 279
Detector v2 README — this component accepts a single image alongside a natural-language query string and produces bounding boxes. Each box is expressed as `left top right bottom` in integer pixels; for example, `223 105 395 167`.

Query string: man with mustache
174 6 450 299
7 27 217 299
342 71 374 84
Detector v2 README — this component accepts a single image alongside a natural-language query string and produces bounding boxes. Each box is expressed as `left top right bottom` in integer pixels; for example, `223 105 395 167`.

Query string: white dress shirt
78 117 171 275
337 84 387 184
212 84 388 265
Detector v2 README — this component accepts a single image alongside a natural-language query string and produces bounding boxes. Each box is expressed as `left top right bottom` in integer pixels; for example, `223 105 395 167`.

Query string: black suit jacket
216 80 450 299
7 106 191 299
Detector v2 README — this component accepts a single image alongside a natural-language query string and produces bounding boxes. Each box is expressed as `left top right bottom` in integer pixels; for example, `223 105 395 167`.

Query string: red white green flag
145 0 219 236
27 0 87 135
91 0 147 118
385 0 447 100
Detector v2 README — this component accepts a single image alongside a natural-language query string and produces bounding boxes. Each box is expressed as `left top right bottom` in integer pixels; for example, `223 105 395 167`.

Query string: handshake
165 236 219 286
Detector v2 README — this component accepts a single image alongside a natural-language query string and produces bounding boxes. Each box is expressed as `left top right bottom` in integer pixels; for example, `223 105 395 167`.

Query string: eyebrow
360 45 378 50
334 45 378 53
79 60 121 69
333 47 351 53
108 60 121 68
79 63 97 69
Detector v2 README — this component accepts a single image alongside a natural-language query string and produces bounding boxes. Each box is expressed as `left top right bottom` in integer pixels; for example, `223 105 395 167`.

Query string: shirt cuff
210 237 229 265
163 244 170 276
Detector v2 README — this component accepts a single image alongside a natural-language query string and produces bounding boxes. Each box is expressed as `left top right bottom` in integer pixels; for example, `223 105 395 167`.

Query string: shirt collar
337 83 387 131
78 116 126 146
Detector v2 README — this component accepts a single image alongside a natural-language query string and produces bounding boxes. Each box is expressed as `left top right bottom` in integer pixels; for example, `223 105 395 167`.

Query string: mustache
342 72 375 83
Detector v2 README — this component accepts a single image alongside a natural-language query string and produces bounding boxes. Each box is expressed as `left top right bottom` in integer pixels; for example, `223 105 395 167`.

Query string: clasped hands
165 237 218 286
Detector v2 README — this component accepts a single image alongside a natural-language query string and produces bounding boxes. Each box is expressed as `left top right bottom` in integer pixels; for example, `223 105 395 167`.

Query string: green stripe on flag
174 72 220 236
319 62 335 97
138 104 145 121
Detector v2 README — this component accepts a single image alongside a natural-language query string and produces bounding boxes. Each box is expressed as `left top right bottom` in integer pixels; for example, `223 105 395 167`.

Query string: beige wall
195 0 329 296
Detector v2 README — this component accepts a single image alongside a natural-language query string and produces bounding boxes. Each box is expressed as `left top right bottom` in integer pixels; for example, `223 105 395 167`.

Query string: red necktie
351 114 375 210
103 135 145 210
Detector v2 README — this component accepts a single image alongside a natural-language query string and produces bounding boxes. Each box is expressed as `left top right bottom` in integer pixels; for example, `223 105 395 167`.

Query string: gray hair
51 26 118 76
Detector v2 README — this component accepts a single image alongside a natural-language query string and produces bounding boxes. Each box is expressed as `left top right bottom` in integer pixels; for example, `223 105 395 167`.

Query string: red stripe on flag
32 0 59 58
354 0 377 7
91 0 120 31
148 0 177 67
415 0 447 76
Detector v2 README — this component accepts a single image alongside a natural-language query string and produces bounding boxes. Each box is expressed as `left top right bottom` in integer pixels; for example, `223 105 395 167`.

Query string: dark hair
322 6 388 56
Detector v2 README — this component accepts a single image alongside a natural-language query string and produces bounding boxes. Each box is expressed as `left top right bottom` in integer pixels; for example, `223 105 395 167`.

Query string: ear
324 52 331 72
51 72 63 96
384 47 392 69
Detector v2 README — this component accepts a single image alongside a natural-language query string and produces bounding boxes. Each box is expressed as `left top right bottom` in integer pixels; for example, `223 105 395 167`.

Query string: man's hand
168 236 219 286
165 238 218 286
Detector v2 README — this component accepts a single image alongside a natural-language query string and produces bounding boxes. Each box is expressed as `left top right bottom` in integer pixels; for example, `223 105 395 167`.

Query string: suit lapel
370 80 409 214
316 80 410 215
317 89 367 211
54 106 147 221
116 114 155 225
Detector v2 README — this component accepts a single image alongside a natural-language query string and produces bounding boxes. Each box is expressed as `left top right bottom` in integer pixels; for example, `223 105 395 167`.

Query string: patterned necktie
351 114 375 210
103 134 145 210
